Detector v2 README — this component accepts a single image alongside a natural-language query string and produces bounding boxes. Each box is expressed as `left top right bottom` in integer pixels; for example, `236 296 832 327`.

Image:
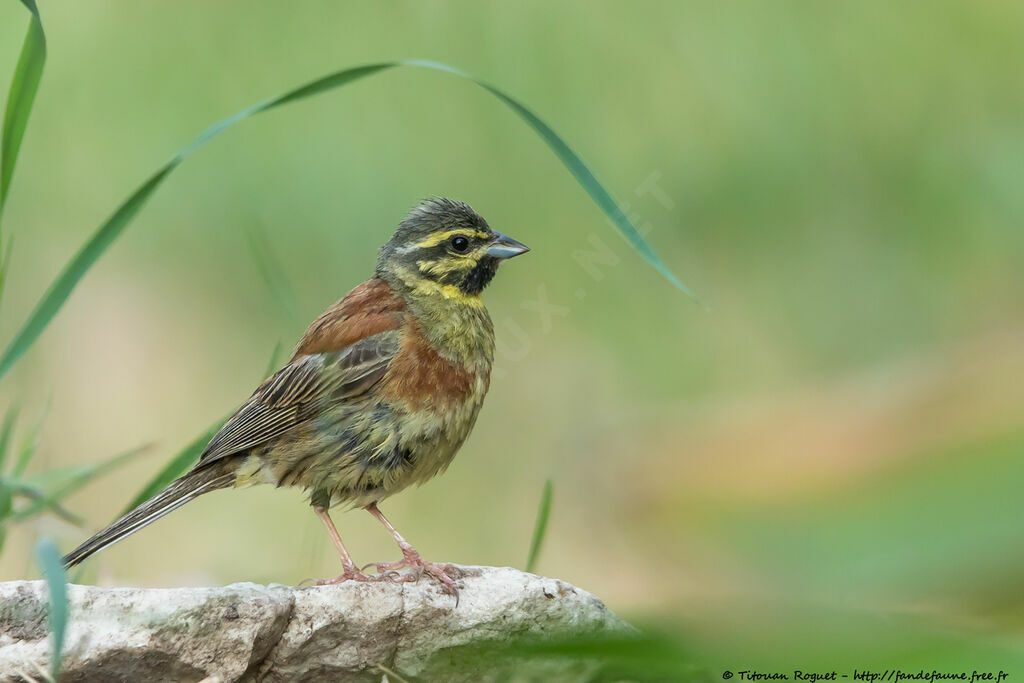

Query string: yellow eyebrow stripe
416 229 490 248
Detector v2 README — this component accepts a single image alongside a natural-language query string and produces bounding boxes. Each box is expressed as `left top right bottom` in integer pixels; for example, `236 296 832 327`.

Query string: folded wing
198 330 402 465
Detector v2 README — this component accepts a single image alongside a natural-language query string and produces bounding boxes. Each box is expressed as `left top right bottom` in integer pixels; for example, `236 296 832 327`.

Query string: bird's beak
486 232 531 260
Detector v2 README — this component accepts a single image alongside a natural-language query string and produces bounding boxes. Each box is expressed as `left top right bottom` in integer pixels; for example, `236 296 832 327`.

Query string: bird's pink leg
363 502 459 596
313 506 373 585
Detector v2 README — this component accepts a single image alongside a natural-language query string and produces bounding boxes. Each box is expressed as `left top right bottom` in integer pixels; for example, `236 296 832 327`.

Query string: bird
63 198 529 594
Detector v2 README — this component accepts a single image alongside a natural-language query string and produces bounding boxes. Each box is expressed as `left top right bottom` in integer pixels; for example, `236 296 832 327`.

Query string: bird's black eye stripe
450 235 471 253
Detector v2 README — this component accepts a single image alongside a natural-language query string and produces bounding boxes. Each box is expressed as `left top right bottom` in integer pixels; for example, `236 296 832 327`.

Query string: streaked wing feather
198 331 400 464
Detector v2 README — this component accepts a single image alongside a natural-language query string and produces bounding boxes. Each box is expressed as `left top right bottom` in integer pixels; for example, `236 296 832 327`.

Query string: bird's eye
450 235 470 253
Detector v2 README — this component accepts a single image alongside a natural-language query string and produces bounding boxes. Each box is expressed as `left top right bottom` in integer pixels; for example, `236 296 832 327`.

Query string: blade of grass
122 343 282 513
13 443 150 521
34 537 67 682
526 478 554 573
0 404 17 549
407 59 697 300
9 483 81 525
0 0 46 230
120 421 223 514
0 235 14 320
12 398 49 478
0 59 695 382
245 224 298 325
0 165 172 382
265 340 285 376
7 481 45 499
14 465 87 488
0 62 385 383
0 480 12 552
0 403 19 473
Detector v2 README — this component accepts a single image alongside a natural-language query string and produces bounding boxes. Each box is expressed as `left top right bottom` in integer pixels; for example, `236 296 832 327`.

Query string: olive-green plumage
63 199 529 586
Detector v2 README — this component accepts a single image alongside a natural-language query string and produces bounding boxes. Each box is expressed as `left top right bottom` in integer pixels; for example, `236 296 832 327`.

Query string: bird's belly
259 393 484 508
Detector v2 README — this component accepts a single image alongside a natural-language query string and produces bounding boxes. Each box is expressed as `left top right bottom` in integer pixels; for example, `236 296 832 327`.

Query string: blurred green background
2 0 1024 673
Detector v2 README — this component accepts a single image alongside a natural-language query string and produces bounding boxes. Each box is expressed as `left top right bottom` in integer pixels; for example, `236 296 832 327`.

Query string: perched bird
63 198 529 592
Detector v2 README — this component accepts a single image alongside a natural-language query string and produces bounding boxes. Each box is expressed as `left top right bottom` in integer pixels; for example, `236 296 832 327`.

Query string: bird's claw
372 569 416 583
363 549 460 601
314 565 375 585
421 562 460 602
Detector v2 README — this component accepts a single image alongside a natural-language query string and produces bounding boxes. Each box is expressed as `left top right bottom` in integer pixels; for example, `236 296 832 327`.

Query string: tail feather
63 466 234 568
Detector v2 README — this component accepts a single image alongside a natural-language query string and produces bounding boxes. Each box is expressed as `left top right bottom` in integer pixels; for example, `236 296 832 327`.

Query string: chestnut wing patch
294 277 406 357
199 331 401 465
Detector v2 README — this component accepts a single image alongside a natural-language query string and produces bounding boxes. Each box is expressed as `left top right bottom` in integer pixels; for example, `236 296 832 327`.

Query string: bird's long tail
63 465 235 568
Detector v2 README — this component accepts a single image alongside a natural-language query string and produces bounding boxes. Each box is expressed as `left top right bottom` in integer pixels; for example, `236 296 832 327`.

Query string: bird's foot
363 547 421 574
364 548 460 598
314 564 376 585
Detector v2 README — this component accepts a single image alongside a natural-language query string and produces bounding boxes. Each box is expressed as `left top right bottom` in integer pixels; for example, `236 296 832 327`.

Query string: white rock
0 566 630 682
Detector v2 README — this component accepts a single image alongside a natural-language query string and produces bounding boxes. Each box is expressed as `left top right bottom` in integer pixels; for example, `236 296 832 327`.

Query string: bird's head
377 198 529 303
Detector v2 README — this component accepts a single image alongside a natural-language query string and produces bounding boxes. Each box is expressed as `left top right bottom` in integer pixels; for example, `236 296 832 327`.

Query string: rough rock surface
0 565 629 682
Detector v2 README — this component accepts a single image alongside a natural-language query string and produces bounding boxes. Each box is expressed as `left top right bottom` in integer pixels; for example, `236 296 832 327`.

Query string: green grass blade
246 225 298 325
0 511 8 553
8 481 46 499
0 65 388 383
12 433 36 478
526 478 554 573
12 398 49 478
0 59 693 383
0 478 13 552
0 0 46 229
405 59 697 300
16 465 90 489
121 421 223 514
265 340 285 376
13 444 149 522
9 482 81 525
122 344 280 513
0 165 173 381
0 404 18 535
0 236 14 320
34 537 67 682
0 403 19 473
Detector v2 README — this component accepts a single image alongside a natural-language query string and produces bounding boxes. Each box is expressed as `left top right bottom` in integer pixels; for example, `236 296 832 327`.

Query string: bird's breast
378 323 491 459
268 307 495 507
